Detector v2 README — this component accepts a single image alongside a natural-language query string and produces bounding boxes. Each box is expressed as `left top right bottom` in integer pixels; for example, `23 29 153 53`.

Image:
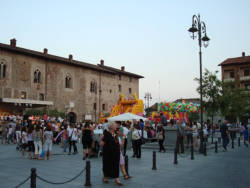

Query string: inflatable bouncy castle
99 93 144 123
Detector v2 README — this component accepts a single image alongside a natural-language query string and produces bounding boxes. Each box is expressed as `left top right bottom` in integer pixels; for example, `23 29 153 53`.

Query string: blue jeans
222 136 229 150
63 140 68 152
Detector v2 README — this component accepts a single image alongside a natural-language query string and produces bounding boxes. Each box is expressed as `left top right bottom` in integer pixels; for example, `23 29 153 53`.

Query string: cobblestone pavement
0 141 250 188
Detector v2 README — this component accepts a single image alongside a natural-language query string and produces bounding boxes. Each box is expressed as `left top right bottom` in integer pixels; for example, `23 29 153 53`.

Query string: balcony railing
240 76 250 81
223 78 235 82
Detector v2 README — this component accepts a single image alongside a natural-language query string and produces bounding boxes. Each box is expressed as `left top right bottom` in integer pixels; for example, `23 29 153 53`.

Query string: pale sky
1 0 250 106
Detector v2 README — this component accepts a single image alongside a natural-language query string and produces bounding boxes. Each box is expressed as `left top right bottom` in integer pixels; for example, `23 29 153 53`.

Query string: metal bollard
191 144 194 160
85 161 91 186
125 155 130 175
152 151 157 170
30 168 36 188
238 137 240 147
232 139 234 149
218 137 221 144
203 142 207 156
174 148 178 165
215 141 218 153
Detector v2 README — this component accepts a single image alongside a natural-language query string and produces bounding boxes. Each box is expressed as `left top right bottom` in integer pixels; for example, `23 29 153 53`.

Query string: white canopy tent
107 113 147 122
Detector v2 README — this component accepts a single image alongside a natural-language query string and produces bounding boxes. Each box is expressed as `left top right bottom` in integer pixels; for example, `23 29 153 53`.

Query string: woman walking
116 128 131 180
101 122 122 185
44 126 53 160
68 124 78 155
82 122 93 160
33 125 43 160
157 124 166 152
21 127 28 157
62 128 68 153
192 122 199 150
27 126 35 159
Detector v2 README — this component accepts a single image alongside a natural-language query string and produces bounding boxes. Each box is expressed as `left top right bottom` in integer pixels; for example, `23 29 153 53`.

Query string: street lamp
188 14 210 153
144 92 152 114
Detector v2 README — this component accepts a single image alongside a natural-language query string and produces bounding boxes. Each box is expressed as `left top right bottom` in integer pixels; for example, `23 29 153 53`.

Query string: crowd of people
1 114 250 185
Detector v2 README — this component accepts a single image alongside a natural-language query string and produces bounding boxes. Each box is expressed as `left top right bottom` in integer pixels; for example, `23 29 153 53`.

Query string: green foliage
195 69 250 123
24 108 65 118
219 81 249 122
194 69 221 123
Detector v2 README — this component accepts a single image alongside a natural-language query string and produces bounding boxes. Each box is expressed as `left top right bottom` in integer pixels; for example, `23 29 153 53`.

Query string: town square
0 1 250 188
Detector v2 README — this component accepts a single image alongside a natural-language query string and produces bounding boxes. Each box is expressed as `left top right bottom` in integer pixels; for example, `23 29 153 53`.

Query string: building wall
221 64 250 89
0 49 140 122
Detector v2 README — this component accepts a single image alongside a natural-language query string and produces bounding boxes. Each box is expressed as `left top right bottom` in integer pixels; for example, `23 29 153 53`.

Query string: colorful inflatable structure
149 101 200 123
99 93 144 123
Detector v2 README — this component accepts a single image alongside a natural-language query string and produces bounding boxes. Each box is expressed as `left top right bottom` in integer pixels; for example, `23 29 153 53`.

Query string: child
243 126 249 147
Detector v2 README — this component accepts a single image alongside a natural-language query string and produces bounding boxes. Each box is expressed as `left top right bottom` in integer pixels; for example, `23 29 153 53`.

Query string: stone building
0 39 143 122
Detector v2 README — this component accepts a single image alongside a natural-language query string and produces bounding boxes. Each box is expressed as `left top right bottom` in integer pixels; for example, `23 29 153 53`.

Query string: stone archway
67 112 77 123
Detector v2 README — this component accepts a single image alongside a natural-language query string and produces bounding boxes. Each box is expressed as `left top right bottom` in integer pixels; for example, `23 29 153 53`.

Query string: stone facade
0 39 143 122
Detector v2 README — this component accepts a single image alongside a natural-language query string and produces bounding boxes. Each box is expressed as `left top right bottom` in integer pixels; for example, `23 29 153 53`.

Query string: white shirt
21 131 27 144
123 127 129 138
71 128 78 141
143 130 148 139
132 129 141 140
67 127 74 138
8 127 13 134
53 124 58 132
102 123 108 131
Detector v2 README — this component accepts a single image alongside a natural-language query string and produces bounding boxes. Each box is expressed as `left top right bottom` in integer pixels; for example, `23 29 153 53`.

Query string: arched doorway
67 112 77 123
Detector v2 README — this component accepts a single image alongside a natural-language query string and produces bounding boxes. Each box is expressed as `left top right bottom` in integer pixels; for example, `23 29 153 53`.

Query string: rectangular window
129 88 132 94
244 69 250 76
39 93 45 101
118 85 122 92
229 71 234 78
119 75 121 80
21 91 26 99
102 104 106 111
93 103 97 110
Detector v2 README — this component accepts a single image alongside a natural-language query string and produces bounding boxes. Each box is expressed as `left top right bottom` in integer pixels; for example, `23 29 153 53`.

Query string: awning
0 98 53 107
107 113 147 122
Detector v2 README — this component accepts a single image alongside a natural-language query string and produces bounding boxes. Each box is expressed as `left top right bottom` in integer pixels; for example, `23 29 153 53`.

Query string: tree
219 81 249 123
194 69 222 124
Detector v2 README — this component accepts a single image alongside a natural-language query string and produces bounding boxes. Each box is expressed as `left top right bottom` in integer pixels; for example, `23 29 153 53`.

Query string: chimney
10 38 16 47
121 66 125 71
43 48 48 54
242 52 245 57
69 54 73 60
100 59 104 66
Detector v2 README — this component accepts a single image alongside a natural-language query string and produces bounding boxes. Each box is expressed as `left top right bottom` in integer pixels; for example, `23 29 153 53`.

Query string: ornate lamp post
188 14 210 153
144 92 152 114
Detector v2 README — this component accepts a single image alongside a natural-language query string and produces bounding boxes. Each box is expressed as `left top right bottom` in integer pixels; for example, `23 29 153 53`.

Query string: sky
1 0 250 106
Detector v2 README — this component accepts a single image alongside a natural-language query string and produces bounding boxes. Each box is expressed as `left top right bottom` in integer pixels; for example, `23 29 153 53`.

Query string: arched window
90 81 97 93
34 69 41 83
0 62 7 78
65 74 72 88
